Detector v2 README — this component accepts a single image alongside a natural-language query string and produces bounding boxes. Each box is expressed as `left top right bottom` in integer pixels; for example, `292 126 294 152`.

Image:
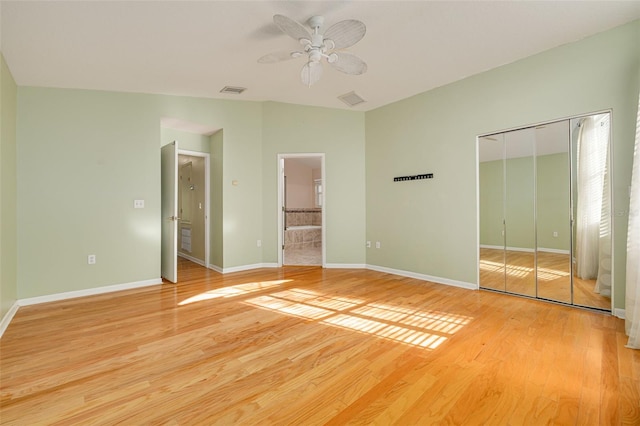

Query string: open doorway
278 154 325 266
160 118 219 283
177 151 210 268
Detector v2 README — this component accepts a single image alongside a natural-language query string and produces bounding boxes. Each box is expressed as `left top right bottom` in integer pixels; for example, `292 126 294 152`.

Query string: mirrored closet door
478 112 612 311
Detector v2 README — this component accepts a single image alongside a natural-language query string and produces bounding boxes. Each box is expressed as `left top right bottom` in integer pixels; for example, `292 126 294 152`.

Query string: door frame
178 149 211 269
277 153 326 267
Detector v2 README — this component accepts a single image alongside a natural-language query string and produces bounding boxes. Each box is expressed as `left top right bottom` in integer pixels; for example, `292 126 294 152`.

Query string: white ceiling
2 1 639 112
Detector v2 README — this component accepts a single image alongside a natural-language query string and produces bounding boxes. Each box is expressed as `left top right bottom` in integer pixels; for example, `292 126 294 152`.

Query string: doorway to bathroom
278 154 325 267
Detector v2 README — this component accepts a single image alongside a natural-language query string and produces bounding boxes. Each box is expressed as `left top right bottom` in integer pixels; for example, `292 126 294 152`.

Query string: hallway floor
284 246 322 266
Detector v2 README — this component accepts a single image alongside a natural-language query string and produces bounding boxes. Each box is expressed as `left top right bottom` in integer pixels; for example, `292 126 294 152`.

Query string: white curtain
626 91 640 348
595 114 612 296
575 115 609 283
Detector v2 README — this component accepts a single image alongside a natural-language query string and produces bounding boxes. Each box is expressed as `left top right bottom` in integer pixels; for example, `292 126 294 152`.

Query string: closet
478 112 612 311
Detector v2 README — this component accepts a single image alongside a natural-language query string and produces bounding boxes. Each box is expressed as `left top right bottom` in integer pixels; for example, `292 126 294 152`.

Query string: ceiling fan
258 14 367 87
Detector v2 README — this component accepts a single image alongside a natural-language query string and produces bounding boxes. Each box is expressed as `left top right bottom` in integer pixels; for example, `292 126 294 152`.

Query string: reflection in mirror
504 128 536 297
478 112 612 312
535 121 571 303
479 134 506 292
572 113 611 310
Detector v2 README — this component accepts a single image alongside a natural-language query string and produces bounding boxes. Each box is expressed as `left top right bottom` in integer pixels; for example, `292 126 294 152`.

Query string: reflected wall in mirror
478 112 612 311
478 134 506 292
535 121 571 304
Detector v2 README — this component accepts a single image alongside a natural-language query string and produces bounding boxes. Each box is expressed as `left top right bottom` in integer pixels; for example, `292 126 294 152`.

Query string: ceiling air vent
338 91 366 107
220 86 247 94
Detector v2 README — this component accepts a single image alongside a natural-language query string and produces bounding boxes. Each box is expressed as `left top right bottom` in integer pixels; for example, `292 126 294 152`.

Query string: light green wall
479 159 504 247
537 153 571 251
480 153 570 251
505 156 535 250
1 53 18 317
261 102 366 265
210 130 223 269
8 20 639 312
366 20 639 309
17 89 262 298
161 127 211 153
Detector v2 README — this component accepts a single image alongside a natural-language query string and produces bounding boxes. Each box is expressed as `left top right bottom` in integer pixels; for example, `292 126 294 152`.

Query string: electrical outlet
366 241 371 248
134 199 144 208
375 241 381 249
553 231 558 237
257 240 262 247
88 254 96 265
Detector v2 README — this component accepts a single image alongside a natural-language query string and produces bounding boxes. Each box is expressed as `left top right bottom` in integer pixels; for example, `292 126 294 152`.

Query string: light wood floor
1 259 638 424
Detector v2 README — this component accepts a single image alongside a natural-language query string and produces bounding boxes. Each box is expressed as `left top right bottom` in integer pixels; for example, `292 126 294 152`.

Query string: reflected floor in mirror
480 248 610 310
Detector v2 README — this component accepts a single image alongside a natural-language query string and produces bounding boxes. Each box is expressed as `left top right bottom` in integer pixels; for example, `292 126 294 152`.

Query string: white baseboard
0 302 20 339
221 263 278 274
18 278 163 306
614 308 625 319
480 244 504 250
366 264 477 290
207 263 223 273
178 253 205 266
325 263 366 269
537 247 571 255
481 244 535 253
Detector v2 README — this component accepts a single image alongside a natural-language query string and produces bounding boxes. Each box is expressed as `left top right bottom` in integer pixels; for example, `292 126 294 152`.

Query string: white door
161 141 178 283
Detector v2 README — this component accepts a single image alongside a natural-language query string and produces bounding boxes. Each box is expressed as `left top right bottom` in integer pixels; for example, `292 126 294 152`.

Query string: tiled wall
284 227 322 250
285 208 322 227
284 208 322 250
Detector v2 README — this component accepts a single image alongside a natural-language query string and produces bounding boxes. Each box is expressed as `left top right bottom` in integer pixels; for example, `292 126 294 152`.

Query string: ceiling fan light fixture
301 61 323 87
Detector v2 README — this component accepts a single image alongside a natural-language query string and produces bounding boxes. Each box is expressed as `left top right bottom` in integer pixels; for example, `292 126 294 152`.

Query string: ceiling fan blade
301 61 323 87
324 20 366 49
273 14 312 43
329 52 367 75
258 51 301 63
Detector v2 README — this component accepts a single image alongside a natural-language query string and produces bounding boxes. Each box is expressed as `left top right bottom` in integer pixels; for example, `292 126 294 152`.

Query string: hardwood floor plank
0 259 637 424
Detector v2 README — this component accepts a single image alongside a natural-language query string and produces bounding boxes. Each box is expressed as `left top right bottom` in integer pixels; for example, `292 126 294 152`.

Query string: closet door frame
477 110 613 313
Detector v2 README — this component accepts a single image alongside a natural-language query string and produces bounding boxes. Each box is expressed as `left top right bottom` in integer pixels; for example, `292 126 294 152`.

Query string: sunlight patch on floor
244 288 472 349
536 267 570 282
480 259 569 282
178 279 293 305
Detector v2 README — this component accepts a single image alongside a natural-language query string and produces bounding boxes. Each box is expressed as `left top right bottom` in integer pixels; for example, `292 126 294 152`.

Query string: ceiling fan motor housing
309 49 322 63
308 15 324 29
